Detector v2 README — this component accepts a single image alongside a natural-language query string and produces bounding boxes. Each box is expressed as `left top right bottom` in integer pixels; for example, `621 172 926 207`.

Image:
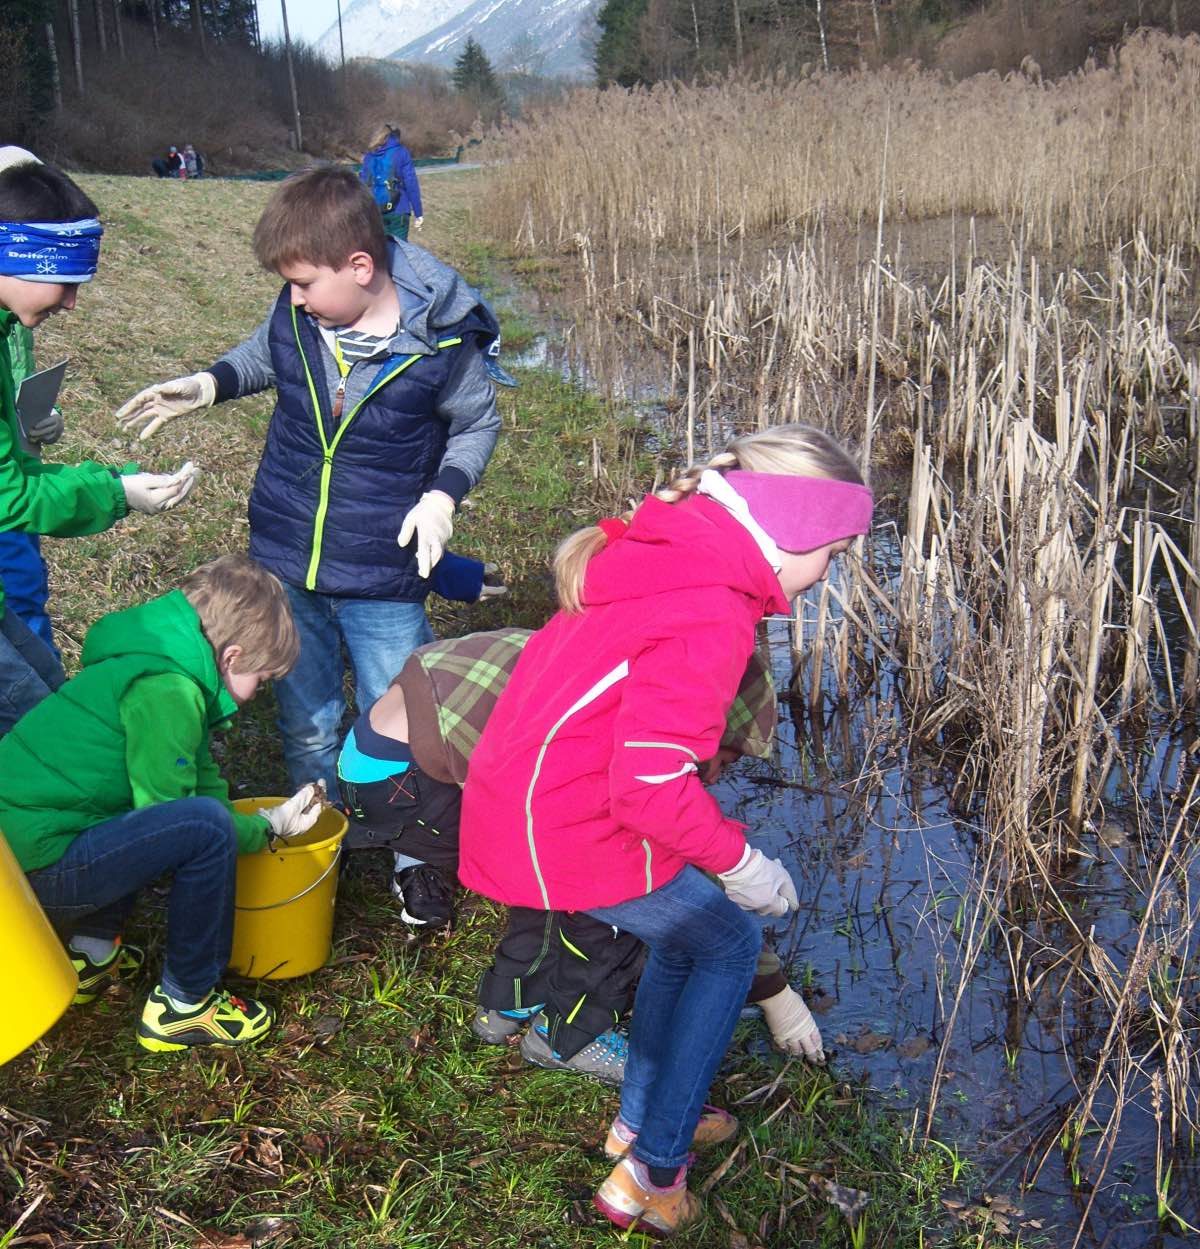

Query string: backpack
363 146 395 211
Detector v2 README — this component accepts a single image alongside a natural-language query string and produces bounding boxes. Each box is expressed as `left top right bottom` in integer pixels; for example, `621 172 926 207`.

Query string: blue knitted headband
0 218 103 283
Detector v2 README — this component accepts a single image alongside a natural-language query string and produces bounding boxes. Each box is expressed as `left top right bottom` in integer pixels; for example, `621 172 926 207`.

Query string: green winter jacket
0 589 270 871
0 309 129 618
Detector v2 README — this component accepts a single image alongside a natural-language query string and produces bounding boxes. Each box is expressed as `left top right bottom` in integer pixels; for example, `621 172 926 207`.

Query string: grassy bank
1 173 1010 1248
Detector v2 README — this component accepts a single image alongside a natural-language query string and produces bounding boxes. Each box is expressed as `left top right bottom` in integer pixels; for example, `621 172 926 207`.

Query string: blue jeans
26 797 239 1002
587 866 761 1170
0 605 65 733
275 585 433 793
0 532 55 651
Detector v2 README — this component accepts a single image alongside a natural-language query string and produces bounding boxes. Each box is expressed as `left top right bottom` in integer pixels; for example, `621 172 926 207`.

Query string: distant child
459 424 873 1236
360 124 424 241
115 168 501 796
339 627 824 1086
0 554 325 1052
0 146 198 733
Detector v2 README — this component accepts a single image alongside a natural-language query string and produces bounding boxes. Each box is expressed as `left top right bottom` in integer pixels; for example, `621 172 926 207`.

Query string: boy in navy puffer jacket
114 168 502 797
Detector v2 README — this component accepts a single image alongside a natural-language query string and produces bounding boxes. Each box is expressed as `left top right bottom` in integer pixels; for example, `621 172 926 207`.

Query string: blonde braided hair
553 424 864 613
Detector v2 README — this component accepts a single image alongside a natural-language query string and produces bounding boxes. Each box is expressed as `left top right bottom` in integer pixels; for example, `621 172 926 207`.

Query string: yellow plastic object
228 798 348 980
0 828 78 1065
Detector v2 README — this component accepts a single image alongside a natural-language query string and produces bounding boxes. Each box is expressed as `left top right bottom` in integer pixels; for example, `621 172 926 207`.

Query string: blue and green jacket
208 239 500 602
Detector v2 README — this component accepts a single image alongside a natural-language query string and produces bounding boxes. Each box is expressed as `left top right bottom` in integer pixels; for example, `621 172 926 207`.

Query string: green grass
1 173 1016 1248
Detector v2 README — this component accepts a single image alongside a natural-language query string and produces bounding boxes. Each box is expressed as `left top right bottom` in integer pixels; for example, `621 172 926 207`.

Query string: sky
257 0 343 47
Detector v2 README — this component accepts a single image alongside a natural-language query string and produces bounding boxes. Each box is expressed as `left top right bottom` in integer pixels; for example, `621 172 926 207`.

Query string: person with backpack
360 125 423 241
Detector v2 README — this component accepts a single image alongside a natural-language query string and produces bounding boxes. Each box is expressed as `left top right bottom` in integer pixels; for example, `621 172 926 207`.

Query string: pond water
711 600 1199 1248
493 254 1200 1245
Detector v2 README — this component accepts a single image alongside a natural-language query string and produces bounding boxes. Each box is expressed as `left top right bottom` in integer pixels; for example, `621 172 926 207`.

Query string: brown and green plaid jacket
398 628 776 786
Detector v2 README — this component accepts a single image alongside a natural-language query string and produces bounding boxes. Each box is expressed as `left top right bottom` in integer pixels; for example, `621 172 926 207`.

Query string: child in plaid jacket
337 628 820 1077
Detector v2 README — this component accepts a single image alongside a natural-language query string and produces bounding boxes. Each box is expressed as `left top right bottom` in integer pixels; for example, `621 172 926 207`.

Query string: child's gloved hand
121 462 199 515
115 372 216 441
478 562 508 601
718 846 799 917
26 405 64 445
259 781 327 842
398 490 455 579
759 985 825 1064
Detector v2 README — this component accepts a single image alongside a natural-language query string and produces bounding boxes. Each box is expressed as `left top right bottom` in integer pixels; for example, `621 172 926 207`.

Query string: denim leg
274 585 346 794
337 597 433 711
588 866 761 1170
26 797 239 1002
0 533 56 653
0 606 65 733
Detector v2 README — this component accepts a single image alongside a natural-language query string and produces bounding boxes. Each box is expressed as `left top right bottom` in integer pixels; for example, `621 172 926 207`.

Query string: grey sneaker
471 1003 542 1044
520 1014 628 1085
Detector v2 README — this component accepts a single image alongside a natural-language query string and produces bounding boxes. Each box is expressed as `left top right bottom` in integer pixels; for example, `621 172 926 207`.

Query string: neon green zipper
291 308 463 589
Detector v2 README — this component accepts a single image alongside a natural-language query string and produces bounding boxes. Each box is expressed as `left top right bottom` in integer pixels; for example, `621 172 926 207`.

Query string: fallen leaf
254 1136 283 1172
194 1229 251 1248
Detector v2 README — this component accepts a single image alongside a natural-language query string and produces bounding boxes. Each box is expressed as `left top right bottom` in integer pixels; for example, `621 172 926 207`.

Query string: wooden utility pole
280 0 303 150
337 0 346 70
68 0 84 94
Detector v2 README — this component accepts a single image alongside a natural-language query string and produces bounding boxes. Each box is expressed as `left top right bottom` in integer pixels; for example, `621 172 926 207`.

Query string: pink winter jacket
458 492 791 911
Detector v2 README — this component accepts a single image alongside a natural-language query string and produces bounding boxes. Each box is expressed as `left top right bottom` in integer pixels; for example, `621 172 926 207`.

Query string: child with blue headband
0 147 198 732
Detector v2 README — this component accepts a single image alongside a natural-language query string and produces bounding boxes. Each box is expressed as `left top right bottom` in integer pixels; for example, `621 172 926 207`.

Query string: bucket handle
234 845 342 912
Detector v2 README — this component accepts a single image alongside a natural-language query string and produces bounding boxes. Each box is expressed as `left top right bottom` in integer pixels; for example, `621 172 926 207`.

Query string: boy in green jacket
0 554 324 1052
0 146 198 733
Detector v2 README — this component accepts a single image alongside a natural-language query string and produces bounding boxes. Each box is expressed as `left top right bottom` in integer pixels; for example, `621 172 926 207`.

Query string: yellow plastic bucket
0 829 78 1065
228 798 348 980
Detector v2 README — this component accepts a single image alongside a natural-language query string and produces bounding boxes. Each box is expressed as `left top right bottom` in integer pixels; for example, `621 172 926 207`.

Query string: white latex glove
718 846 799 917
412 215 424 230
478 562 508 601
759 985 825 1064
259 781 326 842
397 490 455 579
121 461 199 515
26 405 64 445
115 371 216 441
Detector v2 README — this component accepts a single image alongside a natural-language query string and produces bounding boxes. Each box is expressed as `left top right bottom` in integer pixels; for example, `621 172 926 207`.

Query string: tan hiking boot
593 1156 701 1238
604 1105 738 1160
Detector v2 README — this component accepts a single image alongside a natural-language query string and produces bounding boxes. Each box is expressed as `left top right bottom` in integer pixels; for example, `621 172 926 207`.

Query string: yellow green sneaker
71 939 145 1005
136 984 275 1053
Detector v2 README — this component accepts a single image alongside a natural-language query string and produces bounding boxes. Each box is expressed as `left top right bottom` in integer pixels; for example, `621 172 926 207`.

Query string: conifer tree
452 36 506 118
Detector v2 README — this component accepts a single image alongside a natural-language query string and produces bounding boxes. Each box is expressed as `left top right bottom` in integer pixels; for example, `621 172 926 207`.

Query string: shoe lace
589 1028 629 1063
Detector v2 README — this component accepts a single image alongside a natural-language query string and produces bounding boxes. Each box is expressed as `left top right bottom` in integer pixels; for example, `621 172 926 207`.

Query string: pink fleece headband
724 471 873 552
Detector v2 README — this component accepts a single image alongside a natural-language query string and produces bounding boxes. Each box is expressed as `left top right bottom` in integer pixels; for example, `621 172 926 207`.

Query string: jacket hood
582 494 791 616
386 238 499 355
81 589 237 726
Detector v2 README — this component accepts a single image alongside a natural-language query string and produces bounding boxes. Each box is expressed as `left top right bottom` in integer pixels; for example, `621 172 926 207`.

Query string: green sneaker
71 940 145 1005
136 984 275 1053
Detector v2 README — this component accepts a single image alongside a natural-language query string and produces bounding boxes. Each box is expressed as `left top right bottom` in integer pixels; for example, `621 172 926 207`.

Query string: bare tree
190 0 207 59
93 0 108 55
45 21 63 109
68 0 84 94
111 0 125 59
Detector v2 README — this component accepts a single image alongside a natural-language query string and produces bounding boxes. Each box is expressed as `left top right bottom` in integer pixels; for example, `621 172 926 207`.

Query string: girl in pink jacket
459 423 873 1237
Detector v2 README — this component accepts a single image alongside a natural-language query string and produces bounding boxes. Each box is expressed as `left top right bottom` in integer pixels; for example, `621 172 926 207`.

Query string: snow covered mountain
315 0 475 63
387 0 596 78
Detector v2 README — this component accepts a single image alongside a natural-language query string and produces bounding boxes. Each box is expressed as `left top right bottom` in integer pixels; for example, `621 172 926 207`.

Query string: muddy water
710 603 1198 1248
